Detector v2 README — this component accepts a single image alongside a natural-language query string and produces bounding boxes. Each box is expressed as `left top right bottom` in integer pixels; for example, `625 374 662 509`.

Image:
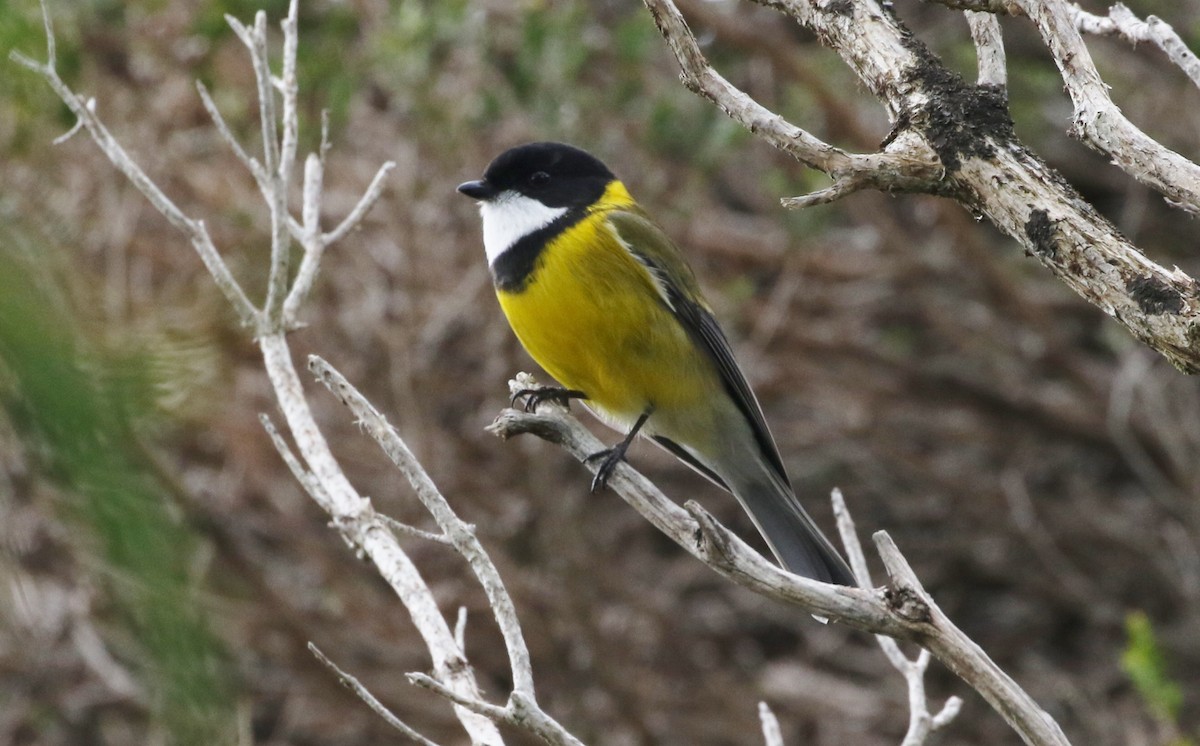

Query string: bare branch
51 96 89 144
309 644 443 746
506 692 588 746
833 489 962 745
324 161 396 245
641 0 941 204
308 356 539 701
259 413 330 511
689 0 1200 372
259 336 503 743
831 488 872 588
494 387 1072 745
1072 3 1200 92
407 673 511 722
379 514 454 546
10 7 259 328
195 80 268 190
281 153 325 327
284 157 395 326
780 175 871 209
758 702 784 746
490 398 913 636
1014 0 1200 214
277 0 300 187
18 3 498 743
966 10 1007 87
873 533 1069 746
453 607 468 652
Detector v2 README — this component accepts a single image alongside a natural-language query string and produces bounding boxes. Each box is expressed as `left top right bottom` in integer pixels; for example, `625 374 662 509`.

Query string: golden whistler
460 142 854 586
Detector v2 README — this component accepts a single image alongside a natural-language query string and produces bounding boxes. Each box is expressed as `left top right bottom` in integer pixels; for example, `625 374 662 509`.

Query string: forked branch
646 0 1200 374
492 378 1069 746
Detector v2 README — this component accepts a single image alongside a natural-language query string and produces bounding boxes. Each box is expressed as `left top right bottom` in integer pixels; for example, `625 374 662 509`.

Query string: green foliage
1 0 76 150
369 0 472 128
0 230 235 744
1121 611 1185 728
485 2 595 131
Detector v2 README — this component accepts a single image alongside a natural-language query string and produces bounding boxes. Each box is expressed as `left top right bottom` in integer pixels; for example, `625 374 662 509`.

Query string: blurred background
1 0 1199 744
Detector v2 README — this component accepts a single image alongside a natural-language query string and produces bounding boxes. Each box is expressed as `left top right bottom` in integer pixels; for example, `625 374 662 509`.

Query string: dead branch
643 0 1200 373
491 381 1070 746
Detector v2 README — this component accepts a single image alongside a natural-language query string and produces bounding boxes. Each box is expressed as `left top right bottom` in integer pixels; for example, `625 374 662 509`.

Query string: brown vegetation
1 1 1198 744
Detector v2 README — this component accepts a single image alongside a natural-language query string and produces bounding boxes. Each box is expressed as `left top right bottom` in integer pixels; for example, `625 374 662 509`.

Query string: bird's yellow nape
593 180 636 212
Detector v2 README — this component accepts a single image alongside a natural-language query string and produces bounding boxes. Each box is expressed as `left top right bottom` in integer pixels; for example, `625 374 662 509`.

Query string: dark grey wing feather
651 435 730 490
667 297 792 489
605 209 791 488
607 210 854 586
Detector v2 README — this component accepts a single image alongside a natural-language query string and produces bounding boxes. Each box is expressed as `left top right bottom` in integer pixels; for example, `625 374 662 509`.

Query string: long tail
728 471 857 586
653 434 856 586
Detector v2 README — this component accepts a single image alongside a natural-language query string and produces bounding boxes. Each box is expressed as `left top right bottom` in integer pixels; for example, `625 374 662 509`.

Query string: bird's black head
457 142 616 209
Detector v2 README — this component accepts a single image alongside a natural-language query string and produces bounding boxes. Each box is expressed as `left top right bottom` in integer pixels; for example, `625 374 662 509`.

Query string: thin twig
195 80 269 189
259 413 331 512
641 0 940 203
323 161 396 244
309 643 443 746
833 489 961 745
1071 2 1200 91
873 532 1068 746
1015 0 1200 214
308 357 539 700
379 514 454 546
10 3 258 327
758 702 784 746
282 153 325 327
453 607 468 652
406 673 511 721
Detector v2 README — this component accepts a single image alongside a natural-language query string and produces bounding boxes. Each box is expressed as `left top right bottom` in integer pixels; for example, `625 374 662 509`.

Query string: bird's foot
510 386 587 413
584 442 630 493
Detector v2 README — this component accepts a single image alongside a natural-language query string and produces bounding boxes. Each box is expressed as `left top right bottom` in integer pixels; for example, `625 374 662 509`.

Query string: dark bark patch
1127 274 1184 315
1024 208 1057 259
884 586 932 624
900 37 1016 173
822 0 854 16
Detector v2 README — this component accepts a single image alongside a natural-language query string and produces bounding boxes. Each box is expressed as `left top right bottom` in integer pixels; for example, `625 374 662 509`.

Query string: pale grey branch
642 0 941 203
833 489 961 745
407 673 511 722
758 702 784 746
308 356 539 702
309 643 443 746
873 533 1069 746
1072 3 1200 91
966 10 1007 87
1015 0 1200 214
324 161 396 245
259 413 331 511
379 514 454 546
10 4 258 328
195 80 268 189
495 384 1069 746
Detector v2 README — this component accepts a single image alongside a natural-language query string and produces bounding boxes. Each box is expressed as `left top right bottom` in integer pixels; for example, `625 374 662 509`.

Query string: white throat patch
479 192 568 265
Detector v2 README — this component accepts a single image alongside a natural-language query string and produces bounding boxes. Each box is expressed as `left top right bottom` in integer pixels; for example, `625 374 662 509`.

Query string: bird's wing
605 208 792 489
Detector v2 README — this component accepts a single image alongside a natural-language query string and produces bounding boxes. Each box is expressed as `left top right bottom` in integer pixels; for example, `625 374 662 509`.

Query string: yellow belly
497 213 719 434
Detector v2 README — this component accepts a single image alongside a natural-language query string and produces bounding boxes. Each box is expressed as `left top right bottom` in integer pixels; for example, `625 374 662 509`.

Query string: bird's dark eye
529 171 550 187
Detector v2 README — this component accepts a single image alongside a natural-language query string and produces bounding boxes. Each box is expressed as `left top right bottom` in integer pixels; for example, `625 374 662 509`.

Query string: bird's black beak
457 179 496 201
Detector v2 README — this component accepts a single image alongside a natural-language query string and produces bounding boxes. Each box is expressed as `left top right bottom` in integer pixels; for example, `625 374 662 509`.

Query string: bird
458 142 855 586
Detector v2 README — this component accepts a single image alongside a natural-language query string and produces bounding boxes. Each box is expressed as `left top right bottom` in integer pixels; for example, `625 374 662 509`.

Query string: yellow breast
495 189 718 430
